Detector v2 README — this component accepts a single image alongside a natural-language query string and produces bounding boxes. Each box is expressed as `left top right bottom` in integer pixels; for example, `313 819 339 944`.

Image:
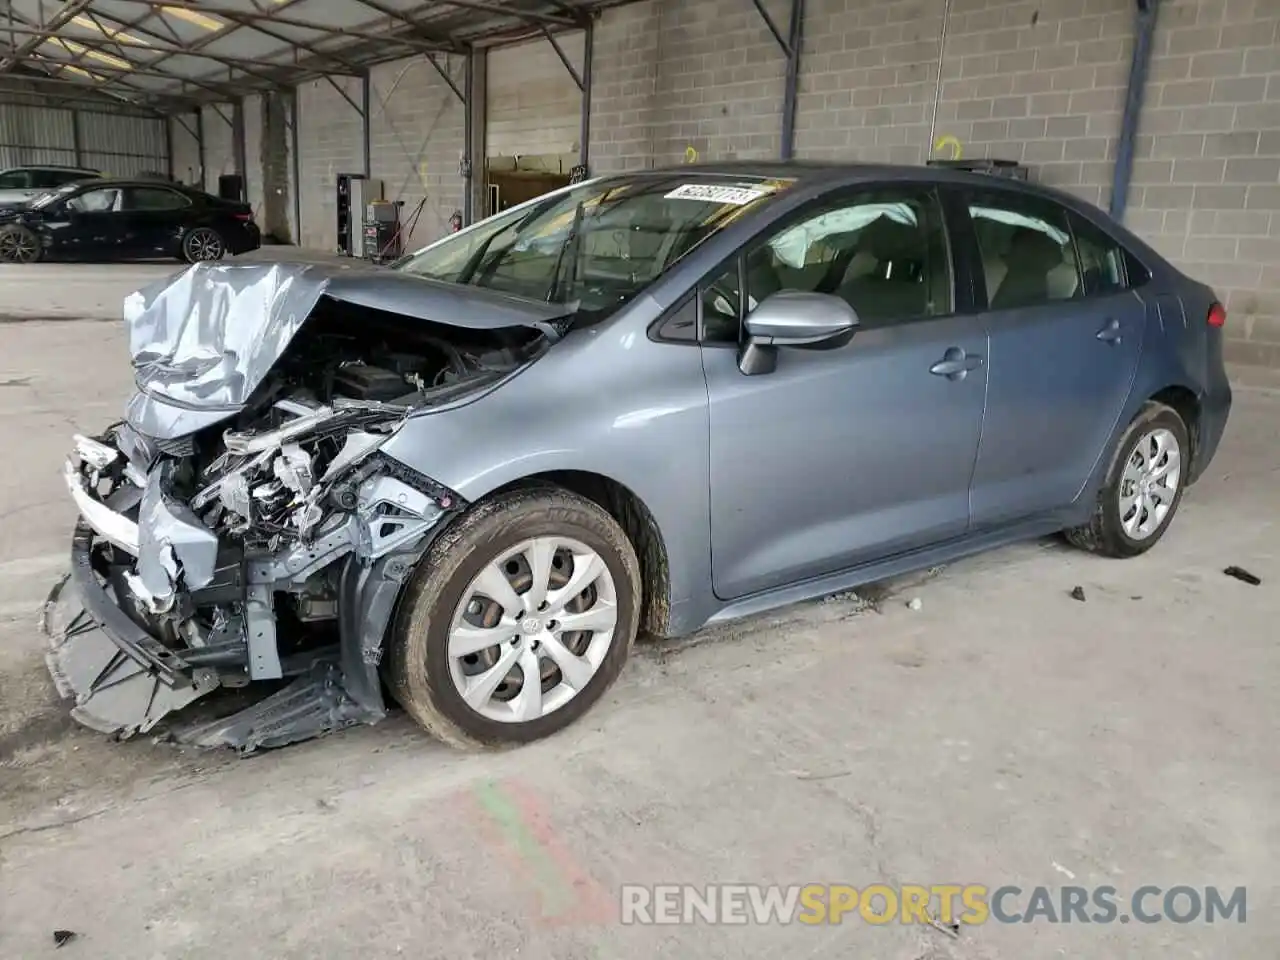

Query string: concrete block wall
588 0 791 169
168 113 201 188
795 0 946 165
199 104 237 196
930 0 1130 209
487 35 584 159
1127 0 1280 368
588 1 661 175
296 76 364 252
368 54 466 252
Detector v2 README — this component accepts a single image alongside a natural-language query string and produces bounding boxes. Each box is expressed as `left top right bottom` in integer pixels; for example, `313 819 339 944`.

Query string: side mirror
738 291 860 376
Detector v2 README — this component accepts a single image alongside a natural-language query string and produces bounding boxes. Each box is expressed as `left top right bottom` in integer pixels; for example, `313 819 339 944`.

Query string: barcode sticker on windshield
665 183 770 205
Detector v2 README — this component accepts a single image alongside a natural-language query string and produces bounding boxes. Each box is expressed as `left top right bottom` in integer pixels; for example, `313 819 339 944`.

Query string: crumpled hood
125 260 571 413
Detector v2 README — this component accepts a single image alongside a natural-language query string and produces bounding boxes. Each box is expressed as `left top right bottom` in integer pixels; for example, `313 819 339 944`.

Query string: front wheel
0 225 43 263
387 487 642 748
1066 401 1189 557
181 226 225 263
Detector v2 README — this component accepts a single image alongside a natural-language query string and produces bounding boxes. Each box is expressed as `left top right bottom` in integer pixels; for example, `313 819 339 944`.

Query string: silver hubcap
188 230 222 261
1119 427 1181 541
447 536 618 724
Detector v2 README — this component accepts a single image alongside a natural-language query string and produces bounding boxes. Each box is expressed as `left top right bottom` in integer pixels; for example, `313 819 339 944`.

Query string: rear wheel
0 225 43 263
387 487 642 748
181 226 225 263
1066 402 1189 557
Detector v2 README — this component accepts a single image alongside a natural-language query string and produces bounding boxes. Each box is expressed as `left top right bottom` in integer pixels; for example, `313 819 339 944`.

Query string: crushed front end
50 410 462 752
46 261 558 752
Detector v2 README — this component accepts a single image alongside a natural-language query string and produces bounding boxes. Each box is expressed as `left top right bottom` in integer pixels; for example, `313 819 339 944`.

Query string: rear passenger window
967 192 1081 310
1069 213 1140 296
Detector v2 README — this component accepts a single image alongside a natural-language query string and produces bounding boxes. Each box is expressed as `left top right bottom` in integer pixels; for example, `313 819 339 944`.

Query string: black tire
0 224 43 263
1065 401 1190 558
387 487 642 749
181 226 225 263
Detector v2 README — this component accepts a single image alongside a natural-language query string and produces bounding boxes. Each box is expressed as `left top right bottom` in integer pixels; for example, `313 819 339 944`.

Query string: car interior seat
836 216 929 323
989 227 1070 310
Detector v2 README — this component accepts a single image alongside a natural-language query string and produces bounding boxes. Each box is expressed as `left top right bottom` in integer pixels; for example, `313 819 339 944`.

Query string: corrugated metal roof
0 0 630 114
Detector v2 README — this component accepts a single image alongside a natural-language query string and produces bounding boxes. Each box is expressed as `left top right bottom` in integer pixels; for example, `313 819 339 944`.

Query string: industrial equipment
362 199 403 264
336 175 381 256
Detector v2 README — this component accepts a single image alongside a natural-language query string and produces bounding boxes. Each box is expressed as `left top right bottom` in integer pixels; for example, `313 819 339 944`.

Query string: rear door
121 186 194 253
947 186 1145 527
700 185 989 600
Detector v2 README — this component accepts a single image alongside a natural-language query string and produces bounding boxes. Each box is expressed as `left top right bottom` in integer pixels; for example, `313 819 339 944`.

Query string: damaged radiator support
49 417 466 753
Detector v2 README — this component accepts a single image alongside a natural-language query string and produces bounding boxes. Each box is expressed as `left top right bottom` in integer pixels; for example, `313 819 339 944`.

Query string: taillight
234 212 252 222
1207 302 1226 328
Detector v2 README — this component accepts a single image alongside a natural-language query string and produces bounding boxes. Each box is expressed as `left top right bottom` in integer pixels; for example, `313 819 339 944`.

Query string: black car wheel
182 227 225 263
0 225 42 264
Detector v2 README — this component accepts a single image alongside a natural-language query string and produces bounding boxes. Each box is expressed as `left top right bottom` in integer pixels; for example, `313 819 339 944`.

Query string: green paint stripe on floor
474 779 577 919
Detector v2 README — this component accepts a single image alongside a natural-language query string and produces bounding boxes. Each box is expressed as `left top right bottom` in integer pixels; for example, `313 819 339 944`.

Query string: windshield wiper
456 195 560 286
545 201 585 304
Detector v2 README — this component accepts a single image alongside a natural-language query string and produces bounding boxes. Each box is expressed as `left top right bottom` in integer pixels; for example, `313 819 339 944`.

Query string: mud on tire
1065 401 1190 558
386 487 642 749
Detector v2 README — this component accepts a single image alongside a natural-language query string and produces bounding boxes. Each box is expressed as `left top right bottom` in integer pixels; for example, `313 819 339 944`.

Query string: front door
54 186 125 257
702 186 989 601
954 189 1146 527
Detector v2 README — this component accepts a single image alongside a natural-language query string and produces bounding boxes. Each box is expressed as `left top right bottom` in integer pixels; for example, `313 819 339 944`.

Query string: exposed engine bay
49 264 560 753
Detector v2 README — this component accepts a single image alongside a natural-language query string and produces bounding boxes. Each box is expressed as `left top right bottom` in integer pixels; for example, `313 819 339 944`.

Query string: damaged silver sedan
49 164 1230 752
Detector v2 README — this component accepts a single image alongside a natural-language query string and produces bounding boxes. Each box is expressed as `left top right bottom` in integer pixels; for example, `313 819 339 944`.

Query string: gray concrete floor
0 259 1277 960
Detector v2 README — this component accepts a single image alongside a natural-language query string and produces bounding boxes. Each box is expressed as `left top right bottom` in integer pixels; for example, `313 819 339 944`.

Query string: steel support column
752 0 805 160
361 69 372 179
164 113 174 181
1110 0 1160 222
579 18 594 171
463 50 475 225
289 89 302 245
195 107 206 192
70 108 84 168
540 18 593 174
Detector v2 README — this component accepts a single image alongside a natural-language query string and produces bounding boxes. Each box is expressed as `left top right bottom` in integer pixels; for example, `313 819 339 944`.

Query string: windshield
29 182 82 209
393 175 792 317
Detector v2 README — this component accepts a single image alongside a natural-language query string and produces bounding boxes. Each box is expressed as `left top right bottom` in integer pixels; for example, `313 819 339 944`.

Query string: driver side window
65 188 120 213
700 189 952 344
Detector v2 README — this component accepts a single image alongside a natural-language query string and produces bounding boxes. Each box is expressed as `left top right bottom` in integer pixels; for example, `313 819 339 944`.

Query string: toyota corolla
48 162 1231 752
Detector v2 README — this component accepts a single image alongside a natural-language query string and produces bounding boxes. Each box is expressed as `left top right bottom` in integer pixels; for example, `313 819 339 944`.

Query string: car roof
607 159 1101 214
1 164 99 173
66 178 198 190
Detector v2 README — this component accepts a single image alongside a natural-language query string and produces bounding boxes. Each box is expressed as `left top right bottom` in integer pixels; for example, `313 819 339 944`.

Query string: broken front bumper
48 430 463 751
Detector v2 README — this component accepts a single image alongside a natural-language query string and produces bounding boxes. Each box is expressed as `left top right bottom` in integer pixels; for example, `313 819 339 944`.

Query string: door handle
930 347 984 381
1096 319 1123 344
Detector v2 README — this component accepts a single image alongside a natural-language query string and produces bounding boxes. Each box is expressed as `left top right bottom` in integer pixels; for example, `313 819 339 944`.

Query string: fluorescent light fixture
161 6 226 32
45 36 134 70
71 14 152 46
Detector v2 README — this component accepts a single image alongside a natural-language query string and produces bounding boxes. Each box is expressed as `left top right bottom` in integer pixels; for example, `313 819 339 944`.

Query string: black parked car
0 178 261 264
